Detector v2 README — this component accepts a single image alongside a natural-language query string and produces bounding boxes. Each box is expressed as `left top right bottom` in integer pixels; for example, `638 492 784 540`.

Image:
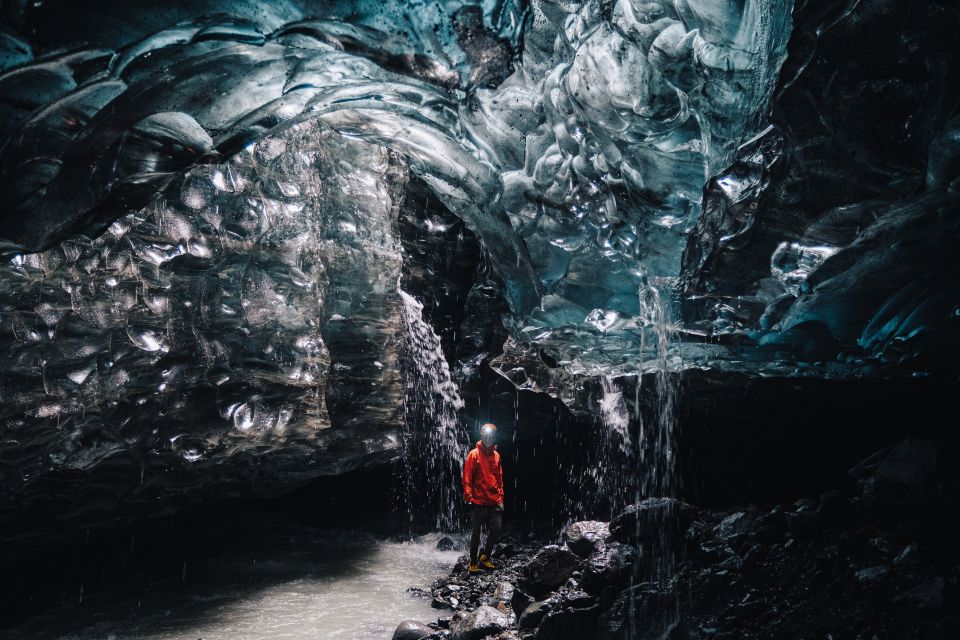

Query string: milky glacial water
5 530 459 640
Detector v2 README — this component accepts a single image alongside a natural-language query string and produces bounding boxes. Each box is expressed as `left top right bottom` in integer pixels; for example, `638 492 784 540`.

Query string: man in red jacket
462 423 504 573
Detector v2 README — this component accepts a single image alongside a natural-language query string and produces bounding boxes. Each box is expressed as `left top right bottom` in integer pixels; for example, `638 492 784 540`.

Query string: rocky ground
392 437 959 640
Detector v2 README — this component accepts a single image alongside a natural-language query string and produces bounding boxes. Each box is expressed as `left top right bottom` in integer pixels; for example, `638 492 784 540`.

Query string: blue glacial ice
1 0 958 516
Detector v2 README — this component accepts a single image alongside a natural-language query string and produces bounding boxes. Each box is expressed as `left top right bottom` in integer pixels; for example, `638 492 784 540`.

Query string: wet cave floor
1 506 472 640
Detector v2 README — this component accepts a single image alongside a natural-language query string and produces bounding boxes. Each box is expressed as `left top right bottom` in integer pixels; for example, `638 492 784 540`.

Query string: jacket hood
475 440 497 453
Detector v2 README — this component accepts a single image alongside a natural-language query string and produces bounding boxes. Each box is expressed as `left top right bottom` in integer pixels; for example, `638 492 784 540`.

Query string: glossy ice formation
2 1 958 521
0 1 794 373
0 120 409 516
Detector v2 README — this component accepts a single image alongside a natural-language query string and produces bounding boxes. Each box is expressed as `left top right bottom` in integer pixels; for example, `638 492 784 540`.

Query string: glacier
1 0 958 528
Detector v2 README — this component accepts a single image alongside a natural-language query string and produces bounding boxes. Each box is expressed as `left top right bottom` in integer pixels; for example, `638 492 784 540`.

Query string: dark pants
469 505 502 563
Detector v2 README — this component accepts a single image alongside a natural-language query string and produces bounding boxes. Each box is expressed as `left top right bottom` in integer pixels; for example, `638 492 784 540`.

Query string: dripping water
397 288 466 533
636 277 680 502
627 277 682 638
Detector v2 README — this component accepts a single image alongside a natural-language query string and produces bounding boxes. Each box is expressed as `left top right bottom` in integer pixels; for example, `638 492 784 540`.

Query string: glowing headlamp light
480 423 497 445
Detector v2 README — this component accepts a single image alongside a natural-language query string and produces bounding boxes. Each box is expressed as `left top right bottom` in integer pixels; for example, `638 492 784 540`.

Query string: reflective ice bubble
180 172 216 210
771 242 839 296
126 327 168 353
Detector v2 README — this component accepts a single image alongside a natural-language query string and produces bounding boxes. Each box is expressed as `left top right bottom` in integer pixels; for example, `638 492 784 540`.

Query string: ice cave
0 0 958 638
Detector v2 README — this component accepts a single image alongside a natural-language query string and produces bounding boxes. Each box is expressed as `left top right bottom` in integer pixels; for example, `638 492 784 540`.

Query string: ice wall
2 0 956 526
0 120 409 522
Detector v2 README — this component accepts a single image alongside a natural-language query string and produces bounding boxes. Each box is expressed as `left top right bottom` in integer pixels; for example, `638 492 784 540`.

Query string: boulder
582 542 636 593
849 438 947 514
594 585 683 640
895 577 945 611
450 605 511 640
609 498 698 544
787 510 822 540
564 520 610 558
818 490 852 526
518 599 553 629
510 585 535 616
714 510 761 543
437 536 457 551
854 566 889 584
534 605 600 640
523 545 580 596
392 620 436 640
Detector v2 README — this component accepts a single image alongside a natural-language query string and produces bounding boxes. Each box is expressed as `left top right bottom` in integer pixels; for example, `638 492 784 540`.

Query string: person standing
462 423 504 573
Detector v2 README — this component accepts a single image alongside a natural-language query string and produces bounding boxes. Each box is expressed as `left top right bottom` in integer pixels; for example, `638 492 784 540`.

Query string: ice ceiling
0 1 958 514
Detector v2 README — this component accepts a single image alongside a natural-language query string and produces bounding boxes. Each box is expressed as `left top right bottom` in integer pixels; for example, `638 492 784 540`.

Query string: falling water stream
558 279 681 531
398 288 467 532
636 279 681 504
627 280 683 638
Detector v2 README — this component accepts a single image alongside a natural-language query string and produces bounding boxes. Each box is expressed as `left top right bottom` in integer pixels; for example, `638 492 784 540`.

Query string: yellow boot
479 554 495 570
468 561 481 573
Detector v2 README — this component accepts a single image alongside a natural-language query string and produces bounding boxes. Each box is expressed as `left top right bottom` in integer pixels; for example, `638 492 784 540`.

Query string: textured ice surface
0 0 795 377
0 120 409 516
2 1 958 519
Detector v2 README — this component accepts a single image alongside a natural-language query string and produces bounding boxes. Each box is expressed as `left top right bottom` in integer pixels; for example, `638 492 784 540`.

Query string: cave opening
2 1 960 639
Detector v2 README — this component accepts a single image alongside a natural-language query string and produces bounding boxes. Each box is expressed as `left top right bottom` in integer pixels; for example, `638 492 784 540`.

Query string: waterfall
626 279 682 639
636 278 680 502
398 288 467 532
593 376 635 519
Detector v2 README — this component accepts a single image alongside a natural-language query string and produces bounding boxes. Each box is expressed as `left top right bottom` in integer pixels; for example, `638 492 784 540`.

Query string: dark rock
437 617 452 629
582 542 636 593
740 543 763 571
450 605 510 640
492 581 515 607
437 536 456 551
610 499 699 545
559 590 596 609
788 510 822 540
714 510 758 542
849 438 947 514
564 520 610 558
894 543 919 566
595 585 683 640
518 599 553 629
819 489 852 526
724 598 766 622
895 577 945 611
757 505 788 528
432 596 454 610
408 587 431 599
533 605 600 640
726 532 752 553
393 620 436 640
511 586 535 616
752 522 785 544
692 536 729 566
854 565 889 584
523 545 580 597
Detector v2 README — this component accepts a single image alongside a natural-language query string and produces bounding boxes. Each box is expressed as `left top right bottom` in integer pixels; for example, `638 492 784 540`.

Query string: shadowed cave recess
0 1 958 639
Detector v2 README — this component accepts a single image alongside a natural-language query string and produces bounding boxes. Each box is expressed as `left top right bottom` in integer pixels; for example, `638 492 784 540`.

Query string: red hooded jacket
462 440 503 506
